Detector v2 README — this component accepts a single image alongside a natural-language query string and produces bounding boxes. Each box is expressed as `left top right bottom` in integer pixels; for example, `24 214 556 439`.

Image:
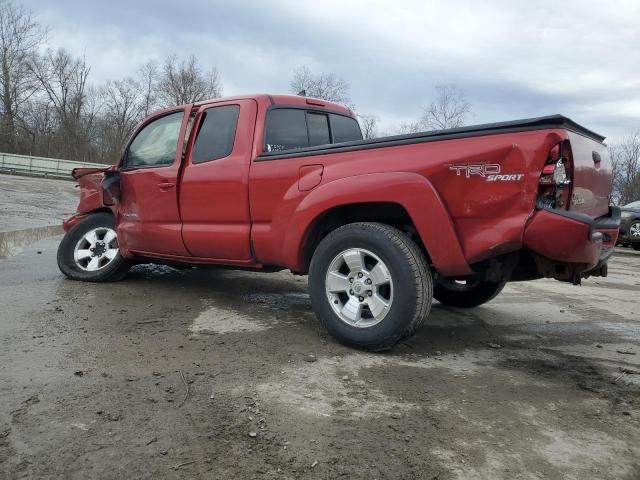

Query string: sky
23 0 640 143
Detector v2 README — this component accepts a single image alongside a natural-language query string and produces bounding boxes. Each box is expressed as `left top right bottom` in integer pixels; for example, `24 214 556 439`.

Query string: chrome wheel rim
73 227 119 272
325 248 393 328
630 222 640 238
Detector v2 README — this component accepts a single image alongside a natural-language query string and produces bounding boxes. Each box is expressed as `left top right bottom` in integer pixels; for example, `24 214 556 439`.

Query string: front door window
124 111 183 168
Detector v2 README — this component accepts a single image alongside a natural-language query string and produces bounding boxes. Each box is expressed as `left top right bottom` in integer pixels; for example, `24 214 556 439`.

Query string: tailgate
567 130 611 218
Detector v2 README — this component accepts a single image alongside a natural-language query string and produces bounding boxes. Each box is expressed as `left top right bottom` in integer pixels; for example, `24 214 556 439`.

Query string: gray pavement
0 235 638 479
0 173 78 232
0 175 639 479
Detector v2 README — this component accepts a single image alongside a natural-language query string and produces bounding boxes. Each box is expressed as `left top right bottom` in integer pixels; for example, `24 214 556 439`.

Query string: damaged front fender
63 165 116 231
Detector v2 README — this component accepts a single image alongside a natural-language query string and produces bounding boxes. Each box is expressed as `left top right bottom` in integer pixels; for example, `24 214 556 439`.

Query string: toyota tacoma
57 94 620 350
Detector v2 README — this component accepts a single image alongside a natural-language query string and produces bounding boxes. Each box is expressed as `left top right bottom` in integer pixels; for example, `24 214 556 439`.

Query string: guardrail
0 152 106 180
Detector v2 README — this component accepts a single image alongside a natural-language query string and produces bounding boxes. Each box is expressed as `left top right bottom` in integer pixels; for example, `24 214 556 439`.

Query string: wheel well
86 207 113 216
301 202 429 272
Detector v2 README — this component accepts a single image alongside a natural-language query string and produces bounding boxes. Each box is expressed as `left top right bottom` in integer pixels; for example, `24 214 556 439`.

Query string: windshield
624 201 640 209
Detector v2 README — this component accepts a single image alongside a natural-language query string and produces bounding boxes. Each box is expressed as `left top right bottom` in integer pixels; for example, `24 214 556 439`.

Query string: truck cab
93 95 360 266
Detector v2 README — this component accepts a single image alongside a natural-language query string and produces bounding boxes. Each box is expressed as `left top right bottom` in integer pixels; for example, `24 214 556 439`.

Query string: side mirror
102 170 121 206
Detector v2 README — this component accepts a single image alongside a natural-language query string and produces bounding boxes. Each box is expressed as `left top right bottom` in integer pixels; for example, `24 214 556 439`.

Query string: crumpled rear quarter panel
425 129 566 264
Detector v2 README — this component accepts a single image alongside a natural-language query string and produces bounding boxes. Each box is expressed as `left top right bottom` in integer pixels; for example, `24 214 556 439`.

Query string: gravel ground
0 234 639 479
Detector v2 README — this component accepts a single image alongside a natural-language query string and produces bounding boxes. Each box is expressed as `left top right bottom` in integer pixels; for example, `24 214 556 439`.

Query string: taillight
537 140 573 209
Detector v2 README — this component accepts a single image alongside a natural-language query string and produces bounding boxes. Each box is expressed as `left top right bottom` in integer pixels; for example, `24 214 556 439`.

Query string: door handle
158 182 175 191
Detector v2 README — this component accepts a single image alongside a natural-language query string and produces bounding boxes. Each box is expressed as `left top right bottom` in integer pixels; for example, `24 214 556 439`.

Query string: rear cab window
264 109 308 152
264 108 362 153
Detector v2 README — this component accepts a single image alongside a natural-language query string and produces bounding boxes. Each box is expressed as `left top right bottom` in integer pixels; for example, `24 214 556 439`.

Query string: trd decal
486 174 525 182
449 164 524 182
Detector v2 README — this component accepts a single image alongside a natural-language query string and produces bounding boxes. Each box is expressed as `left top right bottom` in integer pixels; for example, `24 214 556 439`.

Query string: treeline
0 3 222 163
610 132 640 205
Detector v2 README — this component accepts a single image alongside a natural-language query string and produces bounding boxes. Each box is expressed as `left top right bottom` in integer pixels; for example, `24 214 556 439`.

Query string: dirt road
1 232 639 479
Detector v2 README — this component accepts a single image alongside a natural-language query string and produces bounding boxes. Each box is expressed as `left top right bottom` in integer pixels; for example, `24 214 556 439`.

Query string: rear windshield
265 108 362 153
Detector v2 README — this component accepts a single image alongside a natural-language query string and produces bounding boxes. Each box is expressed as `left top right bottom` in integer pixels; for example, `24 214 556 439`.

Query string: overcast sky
24 0 640 142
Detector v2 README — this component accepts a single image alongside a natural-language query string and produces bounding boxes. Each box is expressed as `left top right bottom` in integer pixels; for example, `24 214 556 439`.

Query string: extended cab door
117 108 191 257
178 99 257 260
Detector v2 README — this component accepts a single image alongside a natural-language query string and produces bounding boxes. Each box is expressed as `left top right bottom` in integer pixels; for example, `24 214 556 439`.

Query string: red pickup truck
58 94 620 350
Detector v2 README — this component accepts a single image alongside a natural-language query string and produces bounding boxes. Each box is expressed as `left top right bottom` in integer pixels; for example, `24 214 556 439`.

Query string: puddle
593 320 640 339
0 225 63 258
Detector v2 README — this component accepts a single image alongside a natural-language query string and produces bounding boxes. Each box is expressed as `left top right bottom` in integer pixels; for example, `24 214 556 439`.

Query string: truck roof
193 94 354 116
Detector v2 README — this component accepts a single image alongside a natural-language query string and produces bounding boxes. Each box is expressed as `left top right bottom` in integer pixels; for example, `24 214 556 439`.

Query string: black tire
309 222 432 351
57 213 131 282
434 278 505 308
629 221 640 249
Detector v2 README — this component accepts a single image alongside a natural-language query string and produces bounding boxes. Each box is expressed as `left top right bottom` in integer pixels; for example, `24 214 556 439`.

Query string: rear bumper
523 206 620 273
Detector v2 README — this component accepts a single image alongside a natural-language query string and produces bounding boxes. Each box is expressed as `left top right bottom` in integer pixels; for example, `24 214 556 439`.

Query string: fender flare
281 172 472 276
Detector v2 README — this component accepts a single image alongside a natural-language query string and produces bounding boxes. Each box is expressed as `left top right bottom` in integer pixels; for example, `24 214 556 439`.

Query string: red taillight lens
537 141 573 209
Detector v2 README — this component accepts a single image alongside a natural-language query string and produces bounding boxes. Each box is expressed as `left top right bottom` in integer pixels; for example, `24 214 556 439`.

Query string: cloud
24 0 640 141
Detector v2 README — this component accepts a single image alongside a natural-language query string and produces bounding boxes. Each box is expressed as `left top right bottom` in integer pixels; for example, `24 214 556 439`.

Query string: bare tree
0 2 48 152
610 132 640 205
0 8 231 163
420 84 471 130
99 77 144 161
158 54 222 106
19 98 55 156
396 121 423 135
358 113 379 139
290 65 352 107
138 59 158 116
30 48 93 159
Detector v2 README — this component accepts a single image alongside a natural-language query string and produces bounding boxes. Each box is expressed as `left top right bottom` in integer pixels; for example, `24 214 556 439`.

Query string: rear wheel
434 278 505 308
309 222 432 351
57 213 131 282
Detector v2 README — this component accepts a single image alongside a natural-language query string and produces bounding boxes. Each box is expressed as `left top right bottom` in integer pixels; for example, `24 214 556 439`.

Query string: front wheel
434 278 505 308
309 222 432 351
57 213 131 282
